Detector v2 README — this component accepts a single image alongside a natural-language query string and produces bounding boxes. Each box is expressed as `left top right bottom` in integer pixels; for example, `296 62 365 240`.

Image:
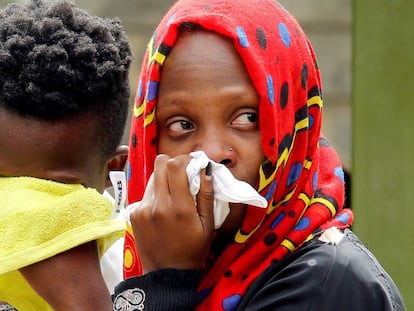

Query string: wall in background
353 0 413 308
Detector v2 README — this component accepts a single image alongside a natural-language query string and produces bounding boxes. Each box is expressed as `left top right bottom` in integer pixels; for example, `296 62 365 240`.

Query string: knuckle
166 157 182 171
154 154 169 168
166 155 192 171
130 204 151 223
198 188 214 202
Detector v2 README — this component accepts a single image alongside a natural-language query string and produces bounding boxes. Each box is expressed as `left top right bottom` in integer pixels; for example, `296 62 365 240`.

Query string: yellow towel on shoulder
0 176 125 310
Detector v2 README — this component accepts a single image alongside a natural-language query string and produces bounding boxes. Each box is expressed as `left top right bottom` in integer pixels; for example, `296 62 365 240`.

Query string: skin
130 30 264 273
0 108 128 310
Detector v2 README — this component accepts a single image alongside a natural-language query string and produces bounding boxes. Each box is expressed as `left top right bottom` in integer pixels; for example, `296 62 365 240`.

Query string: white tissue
187 151 267 228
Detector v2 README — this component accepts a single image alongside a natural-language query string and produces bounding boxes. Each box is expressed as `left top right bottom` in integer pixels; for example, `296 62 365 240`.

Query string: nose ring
229 147 233 152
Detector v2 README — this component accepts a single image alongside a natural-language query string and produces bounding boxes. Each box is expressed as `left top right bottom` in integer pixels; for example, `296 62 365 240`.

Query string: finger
152 154 170 199
166 156 194 208
140 173 155 204
196 161 215 233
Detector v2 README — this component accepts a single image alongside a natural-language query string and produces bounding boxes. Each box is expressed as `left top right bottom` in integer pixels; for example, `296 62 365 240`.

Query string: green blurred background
0 0 412 308
352 1 413 309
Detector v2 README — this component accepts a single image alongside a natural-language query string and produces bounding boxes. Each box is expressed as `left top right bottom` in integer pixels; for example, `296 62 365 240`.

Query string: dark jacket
113 230 406 311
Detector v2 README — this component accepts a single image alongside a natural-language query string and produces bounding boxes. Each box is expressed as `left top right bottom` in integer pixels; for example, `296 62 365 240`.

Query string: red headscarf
125 0 353 309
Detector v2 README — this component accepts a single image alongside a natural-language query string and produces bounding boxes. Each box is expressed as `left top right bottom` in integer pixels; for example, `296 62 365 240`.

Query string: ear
105 145 129 188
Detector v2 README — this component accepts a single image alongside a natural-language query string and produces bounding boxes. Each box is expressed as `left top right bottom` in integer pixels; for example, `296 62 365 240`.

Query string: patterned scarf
124 0 353 310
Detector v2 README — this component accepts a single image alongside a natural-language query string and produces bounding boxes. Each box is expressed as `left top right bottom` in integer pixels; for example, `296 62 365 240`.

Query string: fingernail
205 161 212 179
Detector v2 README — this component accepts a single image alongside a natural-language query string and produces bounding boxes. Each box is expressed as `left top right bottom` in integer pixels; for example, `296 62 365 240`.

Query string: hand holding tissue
186 151 267 228
127 151 267 229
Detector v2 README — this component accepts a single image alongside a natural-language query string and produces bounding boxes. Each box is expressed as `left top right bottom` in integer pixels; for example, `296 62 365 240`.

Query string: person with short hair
0 0 133 309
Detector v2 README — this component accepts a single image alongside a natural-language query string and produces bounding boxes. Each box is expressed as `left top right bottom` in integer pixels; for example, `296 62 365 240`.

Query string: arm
20 241 112 311
113 155 214 310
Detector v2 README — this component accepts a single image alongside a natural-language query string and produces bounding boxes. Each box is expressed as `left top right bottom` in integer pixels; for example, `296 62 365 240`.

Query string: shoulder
315 229 404 309
239 229 406 311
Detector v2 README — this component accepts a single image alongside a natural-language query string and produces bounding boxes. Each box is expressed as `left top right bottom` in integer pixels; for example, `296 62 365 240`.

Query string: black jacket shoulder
237 229 406 311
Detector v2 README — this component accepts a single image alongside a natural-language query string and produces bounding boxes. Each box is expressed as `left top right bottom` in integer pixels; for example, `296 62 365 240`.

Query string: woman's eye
232 112 259 126
169 120 194 132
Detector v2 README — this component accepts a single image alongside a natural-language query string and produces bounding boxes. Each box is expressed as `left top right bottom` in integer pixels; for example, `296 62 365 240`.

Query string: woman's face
156 30 264 232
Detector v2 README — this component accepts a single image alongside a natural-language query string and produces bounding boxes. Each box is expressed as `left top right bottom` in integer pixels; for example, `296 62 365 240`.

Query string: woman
113 0 406 310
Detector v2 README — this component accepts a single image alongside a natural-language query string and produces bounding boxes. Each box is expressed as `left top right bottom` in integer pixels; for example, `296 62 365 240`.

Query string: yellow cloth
0 177 125 310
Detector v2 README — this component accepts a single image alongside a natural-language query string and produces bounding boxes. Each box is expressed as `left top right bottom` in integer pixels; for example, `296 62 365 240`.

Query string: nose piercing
229 147 233 151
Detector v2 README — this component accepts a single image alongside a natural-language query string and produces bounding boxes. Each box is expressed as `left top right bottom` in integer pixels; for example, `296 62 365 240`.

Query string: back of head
0 0 133 157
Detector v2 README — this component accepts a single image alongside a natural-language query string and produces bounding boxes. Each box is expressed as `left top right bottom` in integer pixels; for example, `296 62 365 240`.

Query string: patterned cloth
124 0 353 310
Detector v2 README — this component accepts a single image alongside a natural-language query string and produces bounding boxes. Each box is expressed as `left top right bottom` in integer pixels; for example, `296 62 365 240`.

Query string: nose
195 138 237 168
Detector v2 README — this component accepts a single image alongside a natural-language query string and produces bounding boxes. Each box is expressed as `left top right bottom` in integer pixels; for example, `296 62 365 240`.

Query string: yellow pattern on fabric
123 222 135 270
281 238 295 251
0 177 125 310
307 95 323 108
235 225 259 244
144 109 155 127
134 99 146 118
276 113 308 171
258 163 277 192
311 197 337 217
147 36 167 66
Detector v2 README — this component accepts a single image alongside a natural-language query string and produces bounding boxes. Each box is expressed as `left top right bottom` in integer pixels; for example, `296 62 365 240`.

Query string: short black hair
0 0 133 158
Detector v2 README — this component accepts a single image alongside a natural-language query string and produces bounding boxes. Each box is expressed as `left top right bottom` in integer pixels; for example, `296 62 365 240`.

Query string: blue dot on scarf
335 213 350 225
312 172 318 191
127 162 131 181
271 212 285 229
278 22 291 47
223 294 242 311
267 75 275 104
295 217 310 230
137 79 143 99
265 180 277 200
309 114 314 129
236 27 249 48
334 166 345 183
166 13 176 26
146 80 158 101
287 162 302 187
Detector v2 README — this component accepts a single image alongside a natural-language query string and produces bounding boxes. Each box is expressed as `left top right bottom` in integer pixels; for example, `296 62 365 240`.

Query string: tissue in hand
187 151 267 228
124 151 268 229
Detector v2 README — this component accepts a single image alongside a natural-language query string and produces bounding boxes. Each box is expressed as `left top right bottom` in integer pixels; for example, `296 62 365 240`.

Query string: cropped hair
0 0 133 158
